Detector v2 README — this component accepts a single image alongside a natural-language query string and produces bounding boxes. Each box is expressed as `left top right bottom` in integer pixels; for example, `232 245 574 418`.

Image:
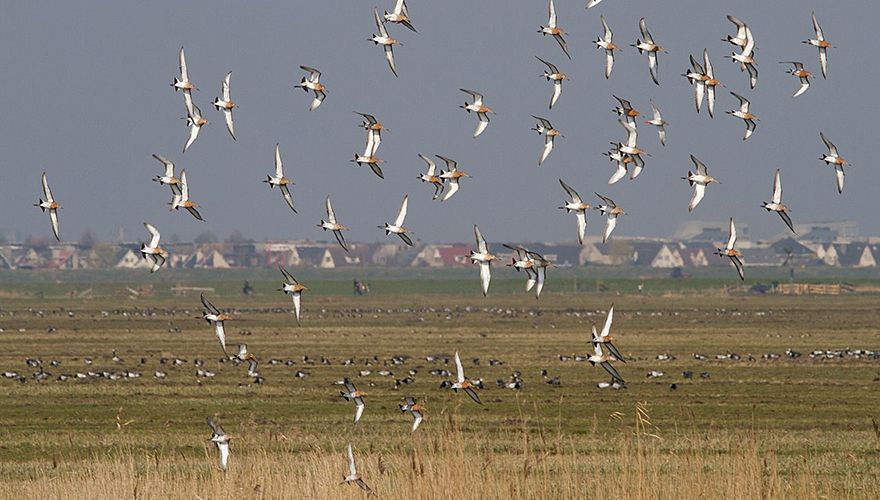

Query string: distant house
115 249 153 270
263 242 302 267
835 243 876 268
0 251 12 270
15 248 45 269
580 240 631 266
410 244 446 267
183 248 230 269
435 244 471 267
816 244 839 266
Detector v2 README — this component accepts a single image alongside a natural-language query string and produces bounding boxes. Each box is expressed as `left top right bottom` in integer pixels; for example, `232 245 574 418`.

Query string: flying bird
171 47 197 92
558 179 590 245
762 169 796 234
140 223 168 273
604 144 633 185
235 343 259 377
182 99 208 154
437 155 470 202
532 116 562 165
34 172 61 241
780 61 811 97
594 193 625 244
211 71 237 140
726 92 758 141
724 15 752 50
701 49 723 117
682 155 720 212
451 351 482 404
278 265 307 324
589 342 624 383
417 154 445 200
380 194 414 246
369 7 401 77
536 56 568 109
384 0 416 32
201 294 234 357
470 225 496 296
399 397 424 432
644 101 667 146
595 16 617 79
803 12 833 78
819 132 849 194
539 0 571 59
351 119 385 179
683 54 707 113
632 17 665 85
613 95 640 125
340 378 367 423
151 154 181 193
591 304 625 363
459 89 494 138
342 443 372 493
318 195 350 253
294 66 327 111
586 0 605 9
264 144 297 212
726 20 758 88
616 119 647 178
207 416 230 472
505 245 538 294
714 217 744 280
169 170 204 221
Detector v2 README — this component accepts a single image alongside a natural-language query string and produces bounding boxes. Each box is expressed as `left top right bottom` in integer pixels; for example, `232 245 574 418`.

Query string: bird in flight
34 172 61 241
714 217 745 280
211 71 237 140
264 144 297 212
318 195 350 253
294 66 327 111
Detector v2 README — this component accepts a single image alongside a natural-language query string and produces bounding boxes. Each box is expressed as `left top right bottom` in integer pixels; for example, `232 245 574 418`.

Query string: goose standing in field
151 154 181 193
589 341 624 384
595 16 617 79
558 179 590 244
539 0 571 60
201 294 234 357
171 47 197 93
318 195 350 253
212 71 237 140
470 225 496 296
369 7 401 77
294 66 327 111
169 170 204 221
714 217 744 280
504 244 538 293
644 101 667 146
264 144 297 212
278 265 307 324
182 98 208 154
399 397 424 432
207 416 230 472
536 56 568 109
417 154 445 200
342 443 373 493
803 12 833 78
34 172 61 241
780 61 811 97
532 116 563 165
726 92 758 141
451 351 482 404
459 89 494 138
591 304 626 363
682 155 720 212
384 0 416 32
139 223 168 273
380 194 414 246
819 132 849 194
594 193 625 244
633 17 665 85
340 378 368 423
762 169 796 234
437 155 470 201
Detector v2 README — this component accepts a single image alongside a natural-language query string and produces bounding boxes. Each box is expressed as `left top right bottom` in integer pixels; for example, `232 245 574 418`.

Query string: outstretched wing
559 179 582 204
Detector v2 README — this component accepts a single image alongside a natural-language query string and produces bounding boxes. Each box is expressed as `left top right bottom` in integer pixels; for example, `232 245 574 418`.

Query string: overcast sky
0 1 874 246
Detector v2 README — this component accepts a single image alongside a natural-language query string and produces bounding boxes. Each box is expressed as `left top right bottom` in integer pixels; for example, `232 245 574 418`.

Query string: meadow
0 269 879 499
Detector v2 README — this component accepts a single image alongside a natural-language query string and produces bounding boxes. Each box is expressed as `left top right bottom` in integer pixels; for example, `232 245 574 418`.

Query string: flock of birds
20 0 858 492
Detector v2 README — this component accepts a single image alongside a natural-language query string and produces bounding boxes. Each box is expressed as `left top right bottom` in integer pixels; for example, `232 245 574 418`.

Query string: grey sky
0 1 875 246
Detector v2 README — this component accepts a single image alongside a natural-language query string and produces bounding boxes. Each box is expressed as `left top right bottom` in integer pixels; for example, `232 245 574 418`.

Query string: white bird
399 397 425 432
201 294 233 357
380 194 414 246
459 89 494 138
726 92 758 141
819 132 849 194
343 443 372 493
714 217 744 280
504 244 538 293
140 223 168 273
762 169 796 234
151 154 181 193
589 342 624 383
591 304 626 363
643 101 667 146
536 56 568 109
34 172 61 241
437 155 470 202
451 352 482 404
207 416 230 472
803 12 833 78
632 17 665 85
169 170 204 221
340 378 367 423
586 0 605 8
318 195 350 253
264 144 297 212
780 61 811 97
171 47 197 92
617 119 647 178
701 49 722 118
683 54 707 113
182 99 208 154
726 20 758 89
278 265 307 324
211 71 237 140
594 193 625 244
558 179 591 245
539 0 571 59
604 144 632 185
470 225 496 296
595 16 618 79
532 116 562 165
682 155 720 212
417 154 445 200
294 66 327 111
384 0 416 32
369 7 401 77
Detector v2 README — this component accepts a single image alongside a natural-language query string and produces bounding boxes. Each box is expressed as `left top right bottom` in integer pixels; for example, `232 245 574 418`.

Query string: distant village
0 221 877 271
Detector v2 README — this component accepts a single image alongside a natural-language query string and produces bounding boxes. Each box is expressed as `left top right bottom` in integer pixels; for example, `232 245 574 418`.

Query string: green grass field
0 270 879 498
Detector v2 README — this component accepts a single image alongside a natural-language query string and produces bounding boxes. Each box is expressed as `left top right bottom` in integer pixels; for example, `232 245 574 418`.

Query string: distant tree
194 232 217 244
225 230 252 243
79 230 97 249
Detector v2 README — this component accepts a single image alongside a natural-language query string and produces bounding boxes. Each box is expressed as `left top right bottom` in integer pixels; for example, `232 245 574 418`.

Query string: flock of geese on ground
23 0 855 491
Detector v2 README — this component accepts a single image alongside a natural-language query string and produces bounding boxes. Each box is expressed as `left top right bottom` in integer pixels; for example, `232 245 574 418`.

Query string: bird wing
534 266 546 298
215 322 227 355
207 416 224 435
689 183 706 212
536 56 557 74
812 12 824 40
280 185 296 212
325 196 337 224
334 231 349 253
474 114 489 137
550 81 562 109
183 120 201 153
657 124 666 146
539 136 554 165
179 47 189 82
454 351 465 383
201 293 220 315
690 155 708 176
273 144 285 178
412 411 422 432
793 79 810 98
694 77 705 112
41 172 54 202
731 92 750 113
779 210 796 234
418 154 437 176
834 165 845 194
608 163 627 185
474 225 488 253
464 386 482 405
223 108 235 141
620 119 637 148
703 48 714 78
222 71 231 101
727 218 737 250
49 209 60 241
179 170 190 200
651 102 662 121
601 15 612 41
639 17 652 42
152 154 175 177
347 443 357 477
300 65 321 82
819 47 827 78
731 254 745 281
374 7 389 37
279 265 297 284
364 129 377 158
743 26 755 56
383 45 398 77
820 132 838 156
479 262 491 296
603 215 617 244
606 342 626 363
547 0 557 27
355 112 378 125
394 195 408 227
460 89 483 106
600 361 623 382
144 223 161 247
217 442 229 471
604 50 614 79
575 211 586 245
600 304 614 339
772 169 783 204
354 401 365 423
595 192 615 208
442 178 460 201
186 206 204 221
559 179 582 203
310 90 325 111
